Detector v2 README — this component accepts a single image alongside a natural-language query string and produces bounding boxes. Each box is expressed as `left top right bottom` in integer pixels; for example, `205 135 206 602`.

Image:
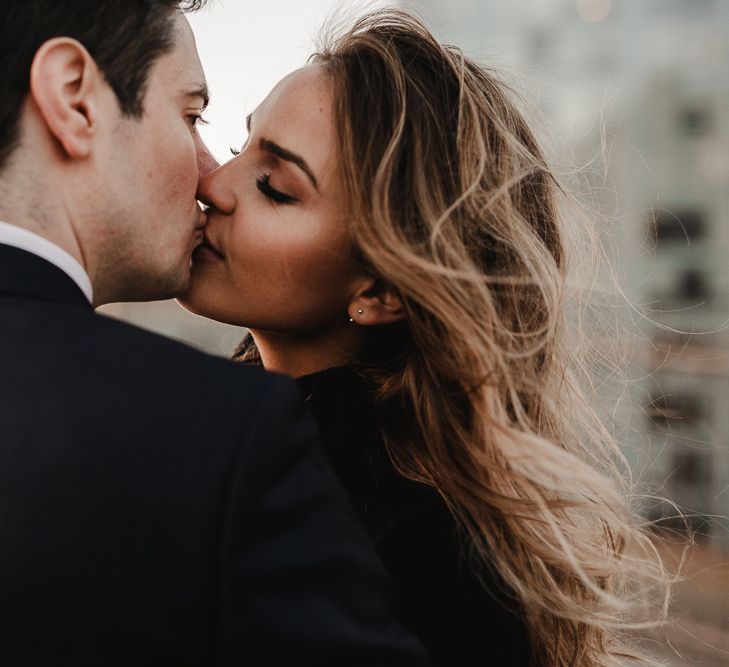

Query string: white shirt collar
0 221 93 304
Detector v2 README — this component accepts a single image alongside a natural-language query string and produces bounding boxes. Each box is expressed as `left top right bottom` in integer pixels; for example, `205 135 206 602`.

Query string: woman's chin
175 292 202 317
176 281 209 318
176 288 245 329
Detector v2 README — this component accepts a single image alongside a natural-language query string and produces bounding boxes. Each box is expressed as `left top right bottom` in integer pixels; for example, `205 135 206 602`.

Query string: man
0 1 429 665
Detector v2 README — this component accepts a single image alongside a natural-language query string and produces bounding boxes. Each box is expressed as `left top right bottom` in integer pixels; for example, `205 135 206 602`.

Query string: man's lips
191 212 207 241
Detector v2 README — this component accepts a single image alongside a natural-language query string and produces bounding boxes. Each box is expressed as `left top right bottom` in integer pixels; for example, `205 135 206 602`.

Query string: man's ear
348 278 405 326
29 38 104 159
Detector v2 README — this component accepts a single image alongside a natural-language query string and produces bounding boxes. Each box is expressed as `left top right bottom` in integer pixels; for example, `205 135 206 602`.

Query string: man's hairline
2 3 199 166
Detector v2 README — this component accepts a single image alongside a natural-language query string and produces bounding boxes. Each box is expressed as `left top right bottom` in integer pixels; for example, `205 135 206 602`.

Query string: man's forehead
168 13 207 96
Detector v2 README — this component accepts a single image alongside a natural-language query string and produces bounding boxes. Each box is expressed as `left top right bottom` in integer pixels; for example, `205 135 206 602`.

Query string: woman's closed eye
188 113 208 132
256 173 298 205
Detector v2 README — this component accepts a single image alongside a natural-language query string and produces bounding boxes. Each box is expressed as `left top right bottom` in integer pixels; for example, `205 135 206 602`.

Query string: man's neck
0 174 95 302
0 162 88 258
0 221 94 304
0 215 85 266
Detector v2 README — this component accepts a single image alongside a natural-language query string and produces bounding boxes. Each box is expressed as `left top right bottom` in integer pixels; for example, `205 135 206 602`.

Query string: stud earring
348 308 365 324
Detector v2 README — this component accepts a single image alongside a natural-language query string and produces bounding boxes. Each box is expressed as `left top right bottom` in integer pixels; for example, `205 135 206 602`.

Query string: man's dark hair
0 0 208 169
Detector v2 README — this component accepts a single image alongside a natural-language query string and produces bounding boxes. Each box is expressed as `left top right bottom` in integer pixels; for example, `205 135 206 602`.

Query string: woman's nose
196 159 237 216
193 135 239 214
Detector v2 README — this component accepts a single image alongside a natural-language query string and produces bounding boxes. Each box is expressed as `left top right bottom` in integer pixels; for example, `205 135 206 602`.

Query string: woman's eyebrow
245 113 319 191
259 138 319 191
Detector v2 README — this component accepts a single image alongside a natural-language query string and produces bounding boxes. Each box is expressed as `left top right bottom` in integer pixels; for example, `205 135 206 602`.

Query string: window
676 269 711 301
677 107 712 138
647 392 705 428
673 451 709 486
649 208 706 245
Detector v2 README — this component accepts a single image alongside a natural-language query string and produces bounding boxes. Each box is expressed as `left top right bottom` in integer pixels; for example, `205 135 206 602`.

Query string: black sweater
297 365 531 666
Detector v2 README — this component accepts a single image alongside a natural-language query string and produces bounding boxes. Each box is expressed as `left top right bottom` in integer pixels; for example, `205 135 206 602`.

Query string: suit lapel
0 244 92 309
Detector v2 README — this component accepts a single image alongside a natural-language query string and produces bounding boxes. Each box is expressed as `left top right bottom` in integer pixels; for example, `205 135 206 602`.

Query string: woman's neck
250 326 363 378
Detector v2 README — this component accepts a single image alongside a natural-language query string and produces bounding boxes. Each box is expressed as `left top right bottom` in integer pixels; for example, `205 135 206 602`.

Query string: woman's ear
348 278 405 326
28 37 102 159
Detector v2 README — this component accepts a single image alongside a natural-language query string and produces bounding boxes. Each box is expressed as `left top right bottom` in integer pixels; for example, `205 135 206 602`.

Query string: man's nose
195 133 220 180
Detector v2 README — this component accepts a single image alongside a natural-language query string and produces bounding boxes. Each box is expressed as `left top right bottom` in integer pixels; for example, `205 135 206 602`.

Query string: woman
182 10 668 665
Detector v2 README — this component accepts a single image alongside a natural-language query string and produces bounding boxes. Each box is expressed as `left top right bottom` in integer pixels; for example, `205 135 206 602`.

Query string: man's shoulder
88 310 282 395
89 309 236 366
11 300 290 407
2 298 302 437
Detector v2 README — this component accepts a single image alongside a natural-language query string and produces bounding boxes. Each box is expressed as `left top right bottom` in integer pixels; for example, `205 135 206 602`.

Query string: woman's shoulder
376 480 530 664
296 366 530 664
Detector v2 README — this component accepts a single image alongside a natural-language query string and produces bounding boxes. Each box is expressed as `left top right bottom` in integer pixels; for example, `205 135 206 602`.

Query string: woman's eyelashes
229 134 250 157
226 143 297 205
256 173 298 205
188 113 208 132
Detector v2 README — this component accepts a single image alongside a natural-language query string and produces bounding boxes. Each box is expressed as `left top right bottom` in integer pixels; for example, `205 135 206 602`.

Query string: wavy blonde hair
240 9 672 665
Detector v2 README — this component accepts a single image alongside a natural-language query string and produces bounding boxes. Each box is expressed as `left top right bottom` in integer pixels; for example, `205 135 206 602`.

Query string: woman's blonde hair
240 9 672 665
313 10 672 666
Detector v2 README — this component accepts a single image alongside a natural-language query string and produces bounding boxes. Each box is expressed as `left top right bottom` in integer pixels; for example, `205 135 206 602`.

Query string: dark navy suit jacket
0 244 429 666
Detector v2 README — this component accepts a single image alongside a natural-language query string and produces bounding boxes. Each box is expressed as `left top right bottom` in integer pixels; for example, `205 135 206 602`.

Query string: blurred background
101 1 729 662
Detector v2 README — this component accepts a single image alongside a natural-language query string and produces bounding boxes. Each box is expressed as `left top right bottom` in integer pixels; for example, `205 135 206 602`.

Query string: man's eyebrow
185 84 210 111
259 137 319 191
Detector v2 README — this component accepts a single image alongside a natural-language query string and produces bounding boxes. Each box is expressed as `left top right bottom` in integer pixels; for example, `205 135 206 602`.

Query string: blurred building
405 0 729 543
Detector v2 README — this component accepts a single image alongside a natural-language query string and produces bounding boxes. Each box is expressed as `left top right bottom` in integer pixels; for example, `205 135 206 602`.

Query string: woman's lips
193 238 225 262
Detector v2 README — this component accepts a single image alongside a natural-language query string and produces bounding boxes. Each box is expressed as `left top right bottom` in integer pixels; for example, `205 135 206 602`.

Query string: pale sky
188 0 395 164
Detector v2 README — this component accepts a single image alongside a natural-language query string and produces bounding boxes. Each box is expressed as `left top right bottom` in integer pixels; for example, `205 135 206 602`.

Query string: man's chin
163 271 192 302
128 266 191 304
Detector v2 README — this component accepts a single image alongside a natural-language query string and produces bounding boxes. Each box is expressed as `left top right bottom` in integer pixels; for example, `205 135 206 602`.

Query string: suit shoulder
75 309 288 400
